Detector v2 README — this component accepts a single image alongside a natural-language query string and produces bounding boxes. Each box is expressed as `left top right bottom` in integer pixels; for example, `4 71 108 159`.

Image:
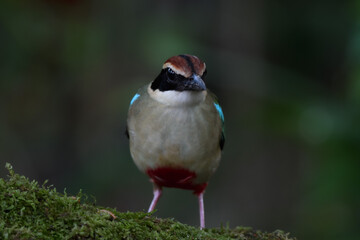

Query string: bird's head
151 54 207 92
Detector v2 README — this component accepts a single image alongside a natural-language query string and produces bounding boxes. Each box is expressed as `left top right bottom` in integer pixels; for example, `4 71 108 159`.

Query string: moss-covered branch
0 163 296 240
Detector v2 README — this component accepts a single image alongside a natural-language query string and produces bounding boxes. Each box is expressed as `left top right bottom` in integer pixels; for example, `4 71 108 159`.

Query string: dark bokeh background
1 1 359 239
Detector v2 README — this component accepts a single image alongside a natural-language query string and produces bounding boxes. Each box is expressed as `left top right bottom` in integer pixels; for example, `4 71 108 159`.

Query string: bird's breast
128 92 221 185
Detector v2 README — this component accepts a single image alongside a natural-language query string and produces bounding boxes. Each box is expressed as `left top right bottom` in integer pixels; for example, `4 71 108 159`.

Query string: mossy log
0 163 296 240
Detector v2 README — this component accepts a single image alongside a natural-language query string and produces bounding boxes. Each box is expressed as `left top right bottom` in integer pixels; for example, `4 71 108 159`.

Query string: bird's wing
126 91 143 139
208 91 225 150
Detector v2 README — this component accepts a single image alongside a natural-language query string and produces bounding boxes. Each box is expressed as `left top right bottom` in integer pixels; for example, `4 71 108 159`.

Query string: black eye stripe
202 69 207 77
167 68 175 74
166 68 176 80
151 56 204 92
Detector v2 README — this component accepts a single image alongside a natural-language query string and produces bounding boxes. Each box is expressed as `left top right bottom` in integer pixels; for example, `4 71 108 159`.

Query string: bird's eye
202 69 207 79
166 68 176 80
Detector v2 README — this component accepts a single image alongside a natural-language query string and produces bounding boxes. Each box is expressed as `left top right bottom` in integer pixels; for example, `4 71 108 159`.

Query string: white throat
147 84 207 106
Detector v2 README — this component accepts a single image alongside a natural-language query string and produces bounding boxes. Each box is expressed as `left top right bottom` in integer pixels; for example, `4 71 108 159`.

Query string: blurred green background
1 0 359 239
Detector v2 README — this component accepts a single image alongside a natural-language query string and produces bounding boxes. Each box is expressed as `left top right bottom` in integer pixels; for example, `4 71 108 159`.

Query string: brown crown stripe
163 55 206 78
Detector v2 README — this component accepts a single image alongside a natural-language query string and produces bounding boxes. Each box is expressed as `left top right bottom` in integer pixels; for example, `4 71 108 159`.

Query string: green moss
0 163 296 240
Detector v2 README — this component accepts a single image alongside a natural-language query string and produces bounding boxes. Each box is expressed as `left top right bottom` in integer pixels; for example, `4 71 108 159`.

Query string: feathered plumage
127 54 224 229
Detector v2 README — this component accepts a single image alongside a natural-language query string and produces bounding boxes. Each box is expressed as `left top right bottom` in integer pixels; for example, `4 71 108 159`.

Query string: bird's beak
186 74 206 91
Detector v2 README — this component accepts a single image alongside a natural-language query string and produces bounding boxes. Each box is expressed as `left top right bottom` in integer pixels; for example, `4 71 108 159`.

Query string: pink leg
198 192 205 229
148 184 162 212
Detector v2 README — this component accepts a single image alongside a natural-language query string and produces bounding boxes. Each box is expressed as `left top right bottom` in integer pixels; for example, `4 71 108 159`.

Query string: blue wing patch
214 102 224 123
130 93 140 106
214 102 225 150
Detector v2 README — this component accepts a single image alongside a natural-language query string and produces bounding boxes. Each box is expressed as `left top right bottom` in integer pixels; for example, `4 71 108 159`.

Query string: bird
126 54 224 229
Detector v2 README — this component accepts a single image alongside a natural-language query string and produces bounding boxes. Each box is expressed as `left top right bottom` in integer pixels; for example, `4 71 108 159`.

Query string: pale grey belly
129 107 220 183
